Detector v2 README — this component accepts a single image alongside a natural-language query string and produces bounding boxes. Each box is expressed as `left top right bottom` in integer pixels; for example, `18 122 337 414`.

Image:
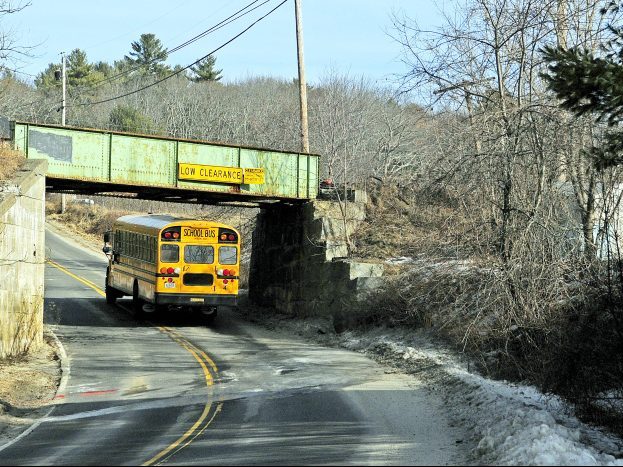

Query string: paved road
0 227 468 465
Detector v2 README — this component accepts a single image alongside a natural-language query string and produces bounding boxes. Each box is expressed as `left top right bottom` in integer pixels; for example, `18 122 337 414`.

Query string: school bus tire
105 285 119 305
132 281 144 317
105 269 121 305
201 307 218 326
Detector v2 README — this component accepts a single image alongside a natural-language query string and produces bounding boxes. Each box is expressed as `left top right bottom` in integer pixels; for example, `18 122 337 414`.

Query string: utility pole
60 52 67 213
61 51 66 126
294 0 309 154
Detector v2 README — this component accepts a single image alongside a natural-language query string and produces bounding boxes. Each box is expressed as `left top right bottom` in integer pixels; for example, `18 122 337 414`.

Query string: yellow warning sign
178 163 265 185
243 168 265 184
178 163 243 184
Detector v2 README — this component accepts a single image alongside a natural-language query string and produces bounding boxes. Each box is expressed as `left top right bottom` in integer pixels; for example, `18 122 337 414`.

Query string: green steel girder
11 121 320 203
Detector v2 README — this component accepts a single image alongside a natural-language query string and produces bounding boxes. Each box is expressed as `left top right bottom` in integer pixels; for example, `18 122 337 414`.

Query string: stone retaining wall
249 192 383 317
0 159 47 358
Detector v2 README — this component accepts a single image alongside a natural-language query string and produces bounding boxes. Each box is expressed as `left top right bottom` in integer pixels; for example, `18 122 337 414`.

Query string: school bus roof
113 214 239 235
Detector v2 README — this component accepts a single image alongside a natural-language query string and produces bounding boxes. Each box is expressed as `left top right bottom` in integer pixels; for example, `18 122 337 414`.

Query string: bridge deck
11 121 319 204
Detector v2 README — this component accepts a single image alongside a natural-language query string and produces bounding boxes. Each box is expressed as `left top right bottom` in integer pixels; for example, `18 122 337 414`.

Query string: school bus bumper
155 294 237 307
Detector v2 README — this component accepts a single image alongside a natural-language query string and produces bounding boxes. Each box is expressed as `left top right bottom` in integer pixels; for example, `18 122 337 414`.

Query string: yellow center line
46 259 221 465
161 327 220 375
46 260 105 297
156 402 224 465
142 331 216 466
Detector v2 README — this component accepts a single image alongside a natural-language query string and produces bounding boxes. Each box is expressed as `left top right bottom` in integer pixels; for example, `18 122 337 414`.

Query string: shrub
0 143 24 181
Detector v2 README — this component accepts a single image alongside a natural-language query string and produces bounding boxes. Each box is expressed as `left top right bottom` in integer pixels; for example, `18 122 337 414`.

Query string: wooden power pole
294 0 309 154
60 52 67 213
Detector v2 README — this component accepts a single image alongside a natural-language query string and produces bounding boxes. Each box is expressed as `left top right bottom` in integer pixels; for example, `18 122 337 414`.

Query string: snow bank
251 308 623 465
338 330 623 466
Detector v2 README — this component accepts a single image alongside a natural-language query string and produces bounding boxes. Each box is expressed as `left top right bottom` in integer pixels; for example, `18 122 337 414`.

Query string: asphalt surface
0 227 468 465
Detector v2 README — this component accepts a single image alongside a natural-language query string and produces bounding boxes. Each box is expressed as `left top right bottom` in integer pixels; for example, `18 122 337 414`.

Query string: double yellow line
143 327 223 466
46 260 223 465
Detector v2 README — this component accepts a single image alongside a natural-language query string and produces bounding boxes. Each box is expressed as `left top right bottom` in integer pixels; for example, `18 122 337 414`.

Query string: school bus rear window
219 246 237 265
161 244 179 263
185 245 214 264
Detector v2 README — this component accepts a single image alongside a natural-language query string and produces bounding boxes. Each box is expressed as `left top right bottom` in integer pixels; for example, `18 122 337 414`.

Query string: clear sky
4 0 440 87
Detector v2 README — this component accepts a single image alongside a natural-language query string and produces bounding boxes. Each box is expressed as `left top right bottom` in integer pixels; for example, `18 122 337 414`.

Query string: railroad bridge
0 122 382 357
11 121 319 205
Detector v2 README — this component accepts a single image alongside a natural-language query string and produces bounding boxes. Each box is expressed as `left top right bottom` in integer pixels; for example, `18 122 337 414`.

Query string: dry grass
0 143 24 182
46 198 131 245
350 182 623 432
351 184 481 262
0 333 59 410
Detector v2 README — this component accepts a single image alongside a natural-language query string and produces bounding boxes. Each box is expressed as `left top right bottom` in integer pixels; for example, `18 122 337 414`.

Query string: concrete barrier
0 159 46 358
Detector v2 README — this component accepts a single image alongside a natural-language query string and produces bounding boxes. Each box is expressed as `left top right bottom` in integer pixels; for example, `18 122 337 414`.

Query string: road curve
0 226 469 466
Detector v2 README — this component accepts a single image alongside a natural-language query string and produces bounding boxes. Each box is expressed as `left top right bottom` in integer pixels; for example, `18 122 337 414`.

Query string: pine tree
542 2 623 168
109 105 158 134
124 33 170 77
190 55 222 82
34 49 104 91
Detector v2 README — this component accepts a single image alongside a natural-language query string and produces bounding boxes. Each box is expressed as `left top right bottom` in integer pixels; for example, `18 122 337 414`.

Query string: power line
19 0 268 111
75 0 271 93
70 0 289 108
80 0 192 51
0 66 38 78
5 91 60 112
8 0 284 115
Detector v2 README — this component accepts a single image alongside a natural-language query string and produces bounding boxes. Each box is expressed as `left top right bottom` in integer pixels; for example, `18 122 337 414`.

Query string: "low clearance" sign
178 163 265 185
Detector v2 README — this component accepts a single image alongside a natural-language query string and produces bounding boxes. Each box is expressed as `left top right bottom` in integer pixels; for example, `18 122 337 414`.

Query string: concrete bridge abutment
0 159 47 358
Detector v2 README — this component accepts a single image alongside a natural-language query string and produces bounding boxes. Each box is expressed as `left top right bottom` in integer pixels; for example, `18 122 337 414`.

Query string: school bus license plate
190 298 204 303
181 227 218 242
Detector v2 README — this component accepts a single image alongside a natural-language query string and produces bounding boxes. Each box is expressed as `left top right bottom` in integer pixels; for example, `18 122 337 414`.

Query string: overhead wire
73 0 271 93
70 0 289 108
7 0 288 113
7 0 274 114
80 0 192 51
0 67 61 112
26 0 193 77
0 66 38 79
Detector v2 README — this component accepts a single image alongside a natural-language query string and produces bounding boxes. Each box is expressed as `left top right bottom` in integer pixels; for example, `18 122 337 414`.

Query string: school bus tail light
217 269 236 279
160 267 180 276
162 227 181 241
218 228 238 243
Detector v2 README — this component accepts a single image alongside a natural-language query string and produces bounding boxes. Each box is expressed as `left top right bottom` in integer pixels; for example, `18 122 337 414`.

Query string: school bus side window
219 246 237 265
148 237 153 263
161 244 179 263
117 231 124 253
140 235 146 261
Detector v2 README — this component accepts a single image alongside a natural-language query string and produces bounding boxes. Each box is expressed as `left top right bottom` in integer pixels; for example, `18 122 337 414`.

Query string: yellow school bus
103 214 240 322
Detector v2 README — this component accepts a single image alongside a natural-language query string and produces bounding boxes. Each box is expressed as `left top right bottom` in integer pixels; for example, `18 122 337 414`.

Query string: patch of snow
385 256 415 264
